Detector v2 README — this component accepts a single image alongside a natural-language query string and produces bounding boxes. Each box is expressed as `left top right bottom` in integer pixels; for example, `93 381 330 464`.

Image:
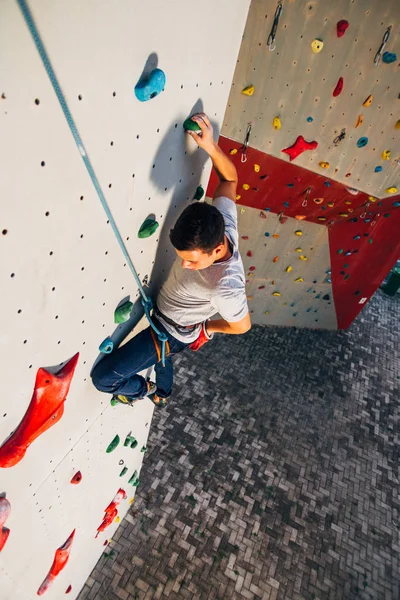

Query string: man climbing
92 112 251 407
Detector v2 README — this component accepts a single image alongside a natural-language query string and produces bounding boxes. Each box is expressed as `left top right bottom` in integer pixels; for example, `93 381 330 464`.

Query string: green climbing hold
106 435 120 453
141 446 147 453
114 300 134 324
368 238 373 244
183 117 201 133
138 218 159 239
119 466 128 477
124 434 138 449
128 470 138 485
193 185 204 201
337 249 343 254
110 397 119 407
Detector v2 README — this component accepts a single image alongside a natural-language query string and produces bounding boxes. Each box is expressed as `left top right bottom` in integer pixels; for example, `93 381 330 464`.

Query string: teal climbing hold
368 238 373 244
265 232 270 237
393 201 400 207
337 249 343 254
183 117 201 133
323 294 330 301
354 235 361 240
306 116 313 122
193 185 204 201
382 51 397 64
99 337 113 354
138 218 159 239
344 263 349 268
134 68 166 102
375 166 383 173
106 435 120 453
114 301 134 324
357 137 368 148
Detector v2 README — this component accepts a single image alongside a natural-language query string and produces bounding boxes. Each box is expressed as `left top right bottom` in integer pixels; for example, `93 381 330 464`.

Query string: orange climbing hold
363 95 373 107
273 256 279 263
313 198 324 204
295 215 306 220
0 353 79 468
37 530 75 596
355 114 364 128
272 234 280 238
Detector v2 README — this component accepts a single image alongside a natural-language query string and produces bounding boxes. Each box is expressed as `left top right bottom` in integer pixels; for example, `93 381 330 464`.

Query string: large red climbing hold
96 488 127 538
0 354 79 468
37 530 75 596
333 77 344 97
0 497 11 552
281 136 318 162
336 20 349 37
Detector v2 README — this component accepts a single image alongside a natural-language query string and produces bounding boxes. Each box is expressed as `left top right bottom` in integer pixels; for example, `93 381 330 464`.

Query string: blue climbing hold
364 218 371 223
326 278 331 283
345 251 352 256
134 68 166 102
316 294 320 299
264 208 271 212
313 280 317 284
99 336 113 354
321 206 326 210
393 201 400 207
357 137 368 148
306 116 314 122
382 51 397 64
323 294 330 301
374 166 383 173
265 232 270 237
283 202 290 208
287 183 294 188
306 308 312 313
324 181 331 187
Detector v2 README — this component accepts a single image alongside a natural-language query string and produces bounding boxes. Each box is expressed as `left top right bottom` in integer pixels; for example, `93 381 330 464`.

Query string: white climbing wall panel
0 0 250 598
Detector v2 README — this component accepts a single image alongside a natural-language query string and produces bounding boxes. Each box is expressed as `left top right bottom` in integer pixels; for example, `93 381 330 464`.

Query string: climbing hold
230 148 238 155
327 202 334 208
183 117 201 133
138 218 159 239
99 337 113 354
362 95 373 107
247 296 253 301
193 186 204 201
264 232 270 237
355 114 364 128
374 166 383 172
295 277 304 283
273 256 279 263
119 466 128 477
265 311 269 315
286 266 292 273
273 116 282 130
114 301 134 324
336 20 349 38
124 434 138 449
242 184 250 190
141 446 147 453
383 213 391 218
295 230 303 236
311 39 324 53
368 238 373 244
106 435 120 453
294 177 302 183
272 234 280 239
382 150 391 160
338 212 348 217
260 211 267 219
306 116 314 123
299 256 308 261
96 489 127 537
386 187 398 194
254 164 260 172
295 215 306 220
70 471 82 485
128 470 139 485
323 295 330 301
333 77 344 97
313 197 324 204
0 353 79 468
236 195 241 201
0 497 11 553
241 236 249 240
318 162 330 169
260 174 269 180
337 249 343 254
37 530 76 596
295 247 302 252
279 214 288 224
246 250 252 257
324 182 331 189
382 51 397 64
395 120 400 130
134 69 166 102
393 201 400 207
357 137 368 148
249 266 256 271
287 183 294 188
240 208 246 214
354 235 361 240
242 85 255 96
272 292 281 297
317 217 326 221
282 136 318 161
66 585 72 594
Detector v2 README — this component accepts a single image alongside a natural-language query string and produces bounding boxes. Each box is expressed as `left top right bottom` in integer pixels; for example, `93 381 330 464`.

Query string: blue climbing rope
17 0 169 365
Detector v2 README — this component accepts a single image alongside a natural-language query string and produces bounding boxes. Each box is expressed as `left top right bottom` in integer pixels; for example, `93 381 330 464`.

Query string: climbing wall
207 0 400 330
0 0 250 598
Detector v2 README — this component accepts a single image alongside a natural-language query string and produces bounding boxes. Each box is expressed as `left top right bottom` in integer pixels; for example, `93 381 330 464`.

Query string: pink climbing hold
336 20 349 37
37 530 75 596
0 496 11 552
281 136 318 162
333 77 344 97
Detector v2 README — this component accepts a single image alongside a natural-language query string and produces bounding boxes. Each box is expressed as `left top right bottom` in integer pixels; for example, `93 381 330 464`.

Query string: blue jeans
91 316 190 400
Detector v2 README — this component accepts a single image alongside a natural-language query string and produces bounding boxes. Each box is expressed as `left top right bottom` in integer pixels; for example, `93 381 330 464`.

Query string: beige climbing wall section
223 0 400 198
238 207 337 329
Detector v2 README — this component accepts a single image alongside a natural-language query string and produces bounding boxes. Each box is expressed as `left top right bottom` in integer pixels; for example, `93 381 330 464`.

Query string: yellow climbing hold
236 195 241 201
311 39 324 53
386 187 398 194
230 148 238 155
317 217 326 221
338 212 348 217
295 230 303 236
355 114 364 128
247 296 253 300
240 208 246 214
299 255 308 261
295 247 302 252
295 277 304 282
363 94 373 107
272 234 280 239
345 201 352 205
382 149 391 160
395 120 400 130
368 196 377 203
242 85 255 96
115 516 121 523
254 164 260 172
273 116 281 130
248 272 254 277
129 498 134 505
242 183 250 190
327 202 334 208
319 161 330 169
265 311 269 315
283 303 287 307
272 292 281 297
286 266 292 273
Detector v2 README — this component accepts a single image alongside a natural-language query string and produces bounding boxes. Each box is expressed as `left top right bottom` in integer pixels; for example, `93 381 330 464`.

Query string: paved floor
79 290 400 600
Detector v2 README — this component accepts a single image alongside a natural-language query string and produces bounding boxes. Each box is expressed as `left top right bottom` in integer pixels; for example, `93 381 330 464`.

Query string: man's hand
189 321 214 352
186 113 216 155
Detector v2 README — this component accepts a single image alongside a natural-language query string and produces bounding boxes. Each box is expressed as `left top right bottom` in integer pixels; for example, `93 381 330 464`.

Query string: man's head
169 202 225 270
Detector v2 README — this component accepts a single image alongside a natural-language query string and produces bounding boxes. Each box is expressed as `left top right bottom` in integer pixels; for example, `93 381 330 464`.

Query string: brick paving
79 290 400 600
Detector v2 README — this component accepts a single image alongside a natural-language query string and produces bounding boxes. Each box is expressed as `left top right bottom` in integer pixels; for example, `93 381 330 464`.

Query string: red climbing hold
65 585 72 594
241 236 249 240
0 353 79 468
247 251 253 257
70 471 82 485
96 488 127 537
281 136 318 162
0 497 11 552
37 530 75 596
333 77 344 97
249 266 256 272
336 20 349 37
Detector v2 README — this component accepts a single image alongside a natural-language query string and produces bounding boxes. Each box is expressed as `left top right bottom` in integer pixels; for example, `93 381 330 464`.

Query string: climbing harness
240 124 252 163
267 1 283 51
17 0 169 365
374 26 392 66
333 128 346 147
301 187 312 207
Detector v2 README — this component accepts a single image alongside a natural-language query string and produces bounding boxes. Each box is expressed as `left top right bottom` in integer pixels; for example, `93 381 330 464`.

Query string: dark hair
169 202 225 254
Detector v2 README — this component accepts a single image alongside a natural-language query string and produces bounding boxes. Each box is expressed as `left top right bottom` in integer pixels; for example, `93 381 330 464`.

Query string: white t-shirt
155 196 249 342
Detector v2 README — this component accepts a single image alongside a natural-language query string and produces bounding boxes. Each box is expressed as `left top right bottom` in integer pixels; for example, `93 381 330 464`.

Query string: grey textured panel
223 0 400 198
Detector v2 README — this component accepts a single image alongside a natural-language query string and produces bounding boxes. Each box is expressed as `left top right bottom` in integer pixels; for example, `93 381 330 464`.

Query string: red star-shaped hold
281 136 318 162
